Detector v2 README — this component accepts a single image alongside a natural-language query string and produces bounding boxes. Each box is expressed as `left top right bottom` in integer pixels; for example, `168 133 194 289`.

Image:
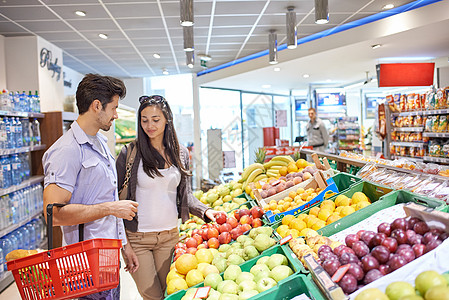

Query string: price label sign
331 264 350 282
194 286 211 298
280 234 292 245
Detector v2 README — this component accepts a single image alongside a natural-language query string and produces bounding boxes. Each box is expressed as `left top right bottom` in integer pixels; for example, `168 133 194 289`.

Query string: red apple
186 247 197 255
227 217 239 229
234 210 241 221
207 228 219 240
212 223 220 231
207 237 220 249
174 248 186 256
239 209 251 220
175 242 187 250
219 223 232 233
191 229 200 237
201 229 209 241
200 241 209 249
252 218 263 228
230 227 243 240
216 212 227 225
241 223 252 232
192 234 203 246
218 232 232 244
239 215 253 225
201 224 208 230
185 237 198 249
250 206 264 219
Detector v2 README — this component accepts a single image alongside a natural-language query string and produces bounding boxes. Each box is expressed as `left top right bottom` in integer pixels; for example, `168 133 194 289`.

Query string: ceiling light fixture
382 4 395 10
274 67 281 72
303 74 310 78
183 26 194 51
162 68 169 75
180 0 194 26
75 11 86 17
262 84 271 89
98 33 108 39
268 30 278 65
315 0 329 24
198 54 212 61
286 7 297 49
186 51 194 68
371 44 382 49
153 53 161 59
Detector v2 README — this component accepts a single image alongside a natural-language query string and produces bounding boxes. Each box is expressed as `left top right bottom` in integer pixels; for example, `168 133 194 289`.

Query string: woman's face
140 105 167 141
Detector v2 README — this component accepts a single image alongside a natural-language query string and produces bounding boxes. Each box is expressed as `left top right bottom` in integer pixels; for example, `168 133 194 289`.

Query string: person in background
306 107 329 152
116 95 221 300
42 74 139 300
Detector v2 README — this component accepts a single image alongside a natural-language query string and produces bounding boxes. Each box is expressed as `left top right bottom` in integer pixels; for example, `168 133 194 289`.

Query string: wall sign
40 48 61 81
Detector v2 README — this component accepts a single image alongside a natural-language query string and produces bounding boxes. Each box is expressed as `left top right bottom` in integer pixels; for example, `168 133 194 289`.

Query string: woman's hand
122 242 139 273
205 209 222 222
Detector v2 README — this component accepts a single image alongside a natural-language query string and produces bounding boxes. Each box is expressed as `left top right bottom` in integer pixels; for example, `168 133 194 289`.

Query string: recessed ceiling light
262 84 271 89
98 33 108 39
162 68 169 75
153 53 161 59
382 4 394 10
75 11 86 17
187 63 194 69
371 44 382 49
274 67 281 72
303 74 310 78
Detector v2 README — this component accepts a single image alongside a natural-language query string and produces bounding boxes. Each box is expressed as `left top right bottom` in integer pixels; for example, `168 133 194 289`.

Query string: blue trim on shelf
197 0 441 77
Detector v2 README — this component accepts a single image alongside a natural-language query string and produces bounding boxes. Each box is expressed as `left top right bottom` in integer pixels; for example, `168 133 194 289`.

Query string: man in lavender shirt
42 74 139 300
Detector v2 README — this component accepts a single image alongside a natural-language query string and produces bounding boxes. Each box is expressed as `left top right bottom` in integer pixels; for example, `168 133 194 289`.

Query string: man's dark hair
76 73 126 114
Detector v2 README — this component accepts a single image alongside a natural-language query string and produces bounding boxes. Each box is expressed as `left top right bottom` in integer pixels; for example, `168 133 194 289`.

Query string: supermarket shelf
391 142 427 147
0 144 46 155
0 210 42 239
300 149 366 167
392 156 423 162
0 175 44 197
423 132 449 138
423 156 449 164
377 164 449 181
422 109 449 116
392 127 424 132
0 110 45 118
391 111 424 117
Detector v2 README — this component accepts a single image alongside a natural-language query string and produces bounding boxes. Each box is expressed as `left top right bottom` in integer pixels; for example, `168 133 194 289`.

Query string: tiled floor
0 255 143 300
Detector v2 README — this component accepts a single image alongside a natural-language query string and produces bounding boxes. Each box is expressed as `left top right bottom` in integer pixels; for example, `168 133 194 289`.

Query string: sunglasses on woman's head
139 95 166 104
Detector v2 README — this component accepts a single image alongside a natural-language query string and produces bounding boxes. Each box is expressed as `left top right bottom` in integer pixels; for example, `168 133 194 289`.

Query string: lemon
282 215 295 226
309 206 320 217
335 195 351 207
352 192 370 204
356 201 371 210
340 206 356 217
318 208 333 222
276 224 289 237
290 219 307 232
320 200 336 210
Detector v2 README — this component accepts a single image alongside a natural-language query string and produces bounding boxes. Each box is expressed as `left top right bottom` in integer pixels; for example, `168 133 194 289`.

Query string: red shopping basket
7 204 122 300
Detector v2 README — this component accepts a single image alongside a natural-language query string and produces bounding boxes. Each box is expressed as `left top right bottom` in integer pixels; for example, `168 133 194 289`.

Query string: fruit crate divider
403 202 449 231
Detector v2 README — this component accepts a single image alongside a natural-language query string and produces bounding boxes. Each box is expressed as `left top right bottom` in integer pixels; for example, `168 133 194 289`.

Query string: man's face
98 95 119 131
308 110 316 122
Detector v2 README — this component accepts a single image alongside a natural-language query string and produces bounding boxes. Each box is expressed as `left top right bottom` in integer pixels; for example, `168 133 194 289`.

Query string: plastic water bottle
0 118 5 149
11 117 17 148
32 118 41 146
1 89 11 111
0 246 4 276
22 118 30 147
16 118 23 148
26 222 36 249
11 154 21 186
21 153 30 181
34 91 41 113
5 117 12 149
0 237 12 271
8 232 18 251
18 226 30 250
13 91 20 112
3 195 12 226
1 155 12 188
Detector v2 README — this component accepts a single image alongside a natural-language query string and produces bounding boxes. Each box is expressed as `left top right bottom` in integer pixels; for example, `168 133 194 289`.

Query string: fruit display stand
326 173 361 195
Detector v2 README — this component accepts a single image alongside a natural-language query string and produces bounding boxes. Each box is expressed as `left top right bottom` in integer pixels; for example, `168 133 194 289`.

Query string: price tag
280 234 292 245
331 264 350 283
194 286 211 298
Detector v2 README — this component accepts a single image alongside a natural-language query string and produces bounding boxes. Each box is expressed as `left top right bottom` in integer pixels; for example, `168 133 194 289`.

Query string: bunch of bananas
239 163 266 190
263 155 294 178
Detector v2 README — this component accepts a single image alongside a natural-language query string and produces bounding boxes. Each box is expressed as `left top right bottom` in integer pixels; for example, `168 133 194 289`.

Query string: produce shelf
0 144 46 155
392 127 424 132
423 156 449 164
392 155 424 162
0 175 44 197
391 141 427 147
422 132 449 138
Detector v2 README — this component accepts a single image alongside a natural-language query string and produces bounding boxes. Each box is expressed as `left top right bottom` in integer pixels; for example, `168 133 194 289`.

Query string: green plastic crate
329 172 361 193
317 188 447 237
165 245 301 300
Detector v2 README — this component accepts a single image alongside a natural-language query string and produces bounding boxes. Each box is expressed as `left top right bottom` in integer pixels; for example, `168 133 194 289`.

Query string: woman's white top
136 160 181 232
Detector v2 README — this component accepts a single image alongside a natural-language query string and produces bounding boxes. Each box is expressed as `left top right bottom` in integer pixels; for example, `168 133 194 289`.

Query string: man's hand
122 243 139 273
110 201 138 221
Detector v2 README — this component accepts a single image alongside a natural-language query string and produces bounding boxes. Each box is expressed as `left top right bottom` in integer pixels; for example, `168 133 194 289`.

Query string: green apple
219 244 231 253
257 227 273 236
243 240 254 248
354 288 389 300
267 254 288 270
238 290 259 300
254 234 276 252
207 193 219 204
224 265 242 281
256 256 270 265
227 254 245 266
238 280 257 292
270 265 293 282
225 248 235 259
235 272 254 285
231 242 243 249
206 289 221 300
415 271 447 296
243 246 259 261
221 281 239 295
217 280 234 293
212 256 227 273
219 294 238 300
256 277 277 293
237 235 251 244
254 270 271 283
233 249 245 258
193 190 203 200
223 195 232 202
204 273 223 290
250 264 270 276
385 281 415 300
425 285 449 300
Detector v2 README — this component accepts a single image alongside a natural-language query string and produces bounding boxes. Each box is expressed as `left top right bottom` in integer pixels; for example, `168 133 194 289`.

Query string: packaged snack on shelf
420 93 426 109
389 143 395 156
423 163 441 175
425 116 433 132
395 174 429 191
409 146 416 157
414 93 422 110
432 115 440 132
414 115 423 126
407 93 416 111
400 94 407 111
435 88 447 109
356 163 377 178
443 141 449 158
425 90 436 109
386 94 397 112
379 171 405 187
364 167 388 182
393 173 419 189
438 115 448 132
428 180 449 200
413 177 447 196
394 94 401 111
439 166 449 177
391 131 397 141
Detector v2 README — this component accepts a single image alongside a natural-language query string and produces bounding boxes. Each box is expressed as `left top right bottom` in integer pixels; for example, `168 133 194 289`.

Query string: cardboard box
275 147 285 155
265 147 276 156
252 171 340 223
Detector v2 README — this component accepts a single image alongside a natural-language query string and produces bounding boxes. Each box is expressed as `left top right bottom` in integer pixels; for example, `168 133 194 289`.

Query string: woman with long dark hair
116 95 219 300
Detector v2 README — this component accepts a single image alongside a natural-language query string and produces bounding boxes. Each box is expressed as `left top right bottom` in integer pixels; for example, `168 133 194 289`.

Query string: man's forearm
51 202 111 226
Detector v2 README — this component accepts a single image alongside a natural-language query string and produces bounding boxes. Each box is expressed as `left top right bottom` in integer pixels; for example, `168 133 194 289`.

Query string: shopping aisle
0 255 142 300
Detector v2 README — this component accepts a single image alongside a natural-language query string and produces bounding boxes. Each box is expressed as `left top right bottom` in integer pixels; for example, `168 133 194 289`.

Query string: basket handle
46 203 84 250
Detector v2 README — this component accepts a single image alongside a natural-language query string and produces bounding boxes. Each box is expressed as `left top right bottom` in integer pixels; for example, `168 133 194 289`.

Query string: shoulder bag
118 142 137 200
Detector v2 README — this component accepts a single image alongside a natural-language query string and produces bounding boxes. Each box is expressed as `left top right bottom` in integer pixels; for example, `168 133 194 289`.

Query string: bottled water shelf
0 211 43 239
0 144 46 155
0 111 44 118
0 175 44 197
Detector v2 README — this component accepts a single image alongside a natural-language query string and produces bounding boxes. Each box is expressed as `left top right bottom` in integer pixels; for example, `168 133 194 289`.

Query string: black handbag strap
46 203 84 250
